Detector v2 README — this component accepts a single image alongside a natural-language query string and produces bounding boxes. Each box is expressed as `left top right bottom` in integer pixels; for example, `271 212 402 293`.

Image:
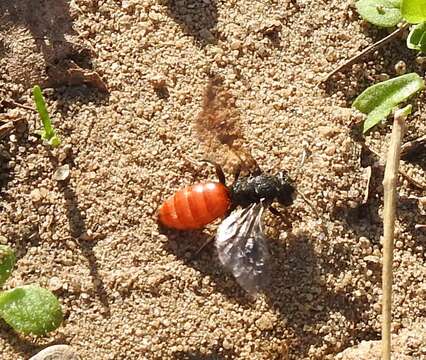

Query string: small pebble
30 189 42 202
364 255 380 264
222 338 233 350
394 60 406 75
52 164 70 181
48 276 63 291
29 345 79 360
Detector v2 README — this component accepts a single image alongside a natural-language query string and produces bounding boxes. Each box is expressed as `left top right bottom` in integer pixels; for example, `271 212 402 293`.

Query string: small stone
48 276 63 291
52 164 70 181
256 313 275 330
148 75 167 90
30 189 42 202
359 237 370 249
318 126 336 138
222 338 233 350
415 56 426 65
58 144 73 162
364 255 380 264
29 345 79 360
324 145 336 155
230 40 242 50
394 60 406 75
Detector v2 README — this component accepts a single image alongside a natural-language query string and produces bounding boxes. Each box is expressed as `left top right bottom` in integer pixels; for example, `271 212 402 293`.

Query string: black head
275 171 295 206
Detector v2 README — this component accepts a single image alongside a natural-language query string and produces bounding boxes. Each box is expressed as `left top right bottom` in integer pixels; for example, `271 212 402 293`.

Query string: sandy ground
0 0 425 359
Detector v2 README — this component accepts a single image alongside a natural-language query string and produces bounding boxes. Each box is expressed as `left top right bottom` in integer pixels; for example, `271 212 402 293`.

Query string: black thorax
229 171 295 208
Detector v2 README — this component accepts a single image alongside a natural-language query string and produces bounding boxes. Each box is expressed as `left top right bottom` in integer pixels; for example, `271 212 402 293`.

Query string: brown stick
382 107 407 360
2 98 37 113
319 23 409 85
361 143 426 190
400 134 426 157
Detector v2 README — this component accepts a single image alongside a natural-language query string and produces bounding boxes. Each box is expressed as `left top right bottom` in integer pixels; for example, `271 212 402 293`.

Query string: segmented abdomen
158 182 230 230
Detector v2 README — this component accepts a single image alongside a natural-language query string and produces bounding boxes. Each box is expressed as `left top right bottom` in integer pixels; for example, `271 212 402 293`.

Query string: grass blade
32 85 61 147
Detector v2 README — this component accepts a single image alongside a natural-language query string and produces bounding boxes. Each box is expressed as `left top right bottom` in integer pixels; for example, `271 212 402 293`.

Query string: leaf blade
0 285 63 335
32 85 61 147
0 245 15 288
352 73 425 132
407 22 426 52
401 0 426 23
356 0 402 27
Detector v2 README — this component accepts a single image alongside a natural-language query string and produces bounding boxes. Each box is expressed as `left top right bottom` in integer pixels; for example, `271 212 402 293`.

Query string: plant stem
382 107 408 360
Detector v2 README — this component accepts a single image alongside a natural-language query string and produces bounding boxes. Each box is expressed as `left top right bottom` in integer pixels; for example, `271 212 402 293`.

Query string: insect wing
215 203 269 294
195 77 259 174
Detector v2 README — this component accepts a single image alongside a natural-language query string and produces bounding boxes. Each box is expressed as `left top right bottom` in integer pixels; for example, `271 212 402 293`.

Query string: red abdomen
158 182 230 230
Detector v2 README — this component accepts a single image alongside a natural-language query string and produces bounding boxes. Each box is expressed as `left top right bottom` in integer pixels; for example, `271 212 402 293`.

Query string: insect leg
233 164 241 183
199 159 226 185
191 234 215 259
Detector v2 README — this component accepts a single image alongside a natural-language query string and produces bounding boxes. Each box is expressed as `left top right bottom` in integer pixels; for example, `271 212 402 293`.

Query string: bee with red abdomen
158 182 230 230
158 76 296 294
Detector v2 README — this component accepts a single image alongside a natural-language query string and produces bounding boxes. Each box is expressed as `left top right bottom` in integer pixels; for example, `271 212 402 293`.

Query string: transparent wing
195 76 258 174
215 203 269 294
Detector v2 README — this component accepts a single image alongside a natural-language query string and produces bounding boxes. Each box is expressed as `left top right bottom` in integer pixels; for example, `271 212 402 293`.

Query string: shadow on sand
165 0 218 46
161 214 378 358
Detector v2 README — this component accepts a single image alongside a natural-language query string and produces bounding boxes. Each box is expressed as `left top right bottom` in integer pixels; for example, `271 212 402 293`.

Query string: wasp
158 77 296 294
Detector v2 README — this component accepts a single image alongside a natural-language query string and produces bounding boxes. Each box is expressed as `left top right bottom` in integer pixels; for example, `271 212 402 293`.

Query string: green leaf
402 0 426 23
0 246 15 288
32 85 61 148
407 22 426 52
0 285 63 335
356 0 402 27
352 73 425 133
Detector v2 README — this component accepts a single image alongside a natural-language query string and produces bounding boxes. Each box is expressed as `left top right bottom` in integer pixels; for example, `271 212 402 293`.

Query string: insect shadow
264 230 378 357
162 223 376 358
160 224 253 302
165 0 219 46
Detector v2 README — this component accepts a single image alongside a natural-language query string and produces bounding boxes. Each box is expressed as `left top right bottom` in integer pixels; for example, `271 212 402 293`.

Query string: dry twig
1 98 36 112
382 107 408 360
319 24 409 85
361 143 426 190
400 134 426 158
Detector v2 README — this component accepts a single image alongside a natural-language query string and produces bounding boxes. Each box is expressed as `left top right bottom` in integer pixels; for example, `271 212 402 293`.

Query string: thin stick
2 99 37 112
400 134 426 157
361 143 426 190
319 23 409 85
382 107 407 360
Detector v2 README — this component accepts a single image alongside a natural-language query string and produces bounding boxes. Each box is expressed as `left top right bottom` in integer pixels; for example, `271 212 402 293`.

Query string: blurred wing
215 203 269 294
195 76 258 174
